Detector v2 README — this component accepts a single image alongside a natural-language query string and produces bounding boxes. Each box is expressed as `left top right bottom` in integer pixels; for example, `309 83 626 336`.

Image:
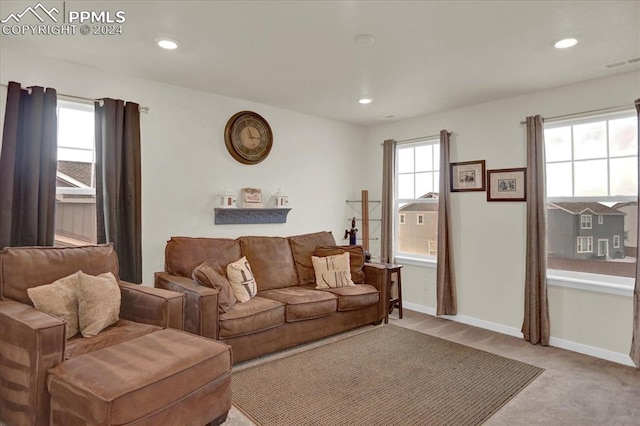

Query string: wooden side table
381 264 403 324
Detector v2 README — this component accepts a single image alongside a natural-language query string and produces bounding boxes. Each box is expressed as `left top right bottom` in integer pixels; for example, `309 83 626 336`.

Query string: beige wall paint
0 48 367 285
364 71 639 359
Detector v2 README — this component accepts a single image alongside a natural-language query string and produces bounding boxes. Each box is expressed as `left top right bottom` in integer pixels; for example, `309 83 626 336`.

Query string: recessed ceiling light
353 34 375 45
358 98 373 104
157 38 180 50
553 37 578 49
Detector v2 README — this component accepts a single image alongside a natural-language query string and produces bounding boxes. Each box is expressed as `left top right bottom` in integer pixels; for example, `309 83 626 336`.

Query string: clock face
224 111 273 164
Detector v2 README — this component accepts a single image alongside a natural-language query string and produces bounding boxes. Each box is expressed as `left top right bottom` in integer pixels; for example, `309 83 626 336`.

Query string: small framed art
450 160 486 192
241 187 264 208
486 168 527 202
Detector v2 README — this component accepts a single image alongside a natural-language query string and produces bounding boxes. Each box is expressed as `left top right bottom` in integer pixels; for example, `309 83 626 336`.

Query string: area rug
232 325 544 426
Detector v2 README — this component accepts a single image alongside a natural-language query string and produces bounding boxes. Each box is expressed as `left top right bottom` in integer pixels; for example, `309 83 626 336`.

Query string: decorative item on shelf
272 188 288 208
218 188 237 208
344 217 358 245
241 187 263 208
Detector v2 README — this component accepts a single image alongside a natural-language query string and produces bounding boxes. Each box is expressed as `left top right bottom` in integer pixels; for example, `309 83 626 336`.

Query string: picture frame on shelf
486 168 527 202
450 160 486 192
241 187 263 208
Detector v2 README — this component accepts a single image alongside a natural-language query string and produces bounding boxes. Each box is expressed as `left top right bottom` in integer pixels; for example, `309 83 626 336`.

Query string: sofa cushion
314 245 366 284
77 272 121 337
258 287 337 322
219 296 285 338
164 237 242 278
227 257 258 302
311 253 356 289
238 237 298 290
192 259 236 313
320 284 379 311
288 231 336 286
65 319 161 359
27 271 80 339
0 244 119 305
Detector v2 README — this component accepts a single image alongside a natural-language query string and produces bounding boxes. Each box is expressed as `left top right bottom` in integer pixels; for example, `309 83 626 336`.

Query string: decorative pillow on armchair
312 252 355 289
192 259 237 313
226 257 258 302
314 245 366 284
77 271 121 337
27 271 81 338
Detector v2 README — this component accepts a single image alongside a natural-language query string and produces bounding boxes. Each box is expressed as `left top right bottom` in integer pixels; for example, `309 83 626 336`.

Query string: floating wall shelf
214 208 292 225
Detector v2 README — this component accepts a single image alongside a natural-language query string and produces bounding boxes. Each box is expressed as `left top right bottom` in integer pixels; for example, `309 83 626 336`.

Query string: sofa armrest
154 272 220 339
0 300 66 426
363 263 390 322
118 282 184 330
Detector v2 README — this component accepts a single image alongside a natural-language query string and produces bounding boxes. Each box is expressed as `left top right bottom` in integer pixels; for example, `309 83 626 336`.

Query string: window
545 111 637 278
55 99 97 246
395 139 439 259
577 236 593 253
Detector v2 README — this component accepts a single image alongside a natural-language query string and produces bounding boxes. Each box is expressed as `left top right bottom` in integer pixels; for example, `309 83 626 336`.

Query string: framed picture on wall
486 168 527 201
450 160 486 192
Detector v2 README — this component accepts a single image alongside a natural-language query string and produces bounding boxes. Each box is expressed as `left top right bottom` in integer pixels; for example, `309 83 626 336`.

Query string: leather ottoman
47 329 232 426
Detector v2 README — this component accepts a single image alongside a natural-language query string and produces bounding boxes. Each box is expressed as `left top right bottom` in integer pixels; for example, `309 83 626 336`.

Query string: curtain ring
26 87 32 95
98 99 104 107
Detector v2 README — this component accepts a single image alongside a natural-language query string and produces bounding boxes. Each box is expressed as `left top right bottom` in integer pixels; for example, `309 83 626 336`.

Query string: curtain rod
0 83 149 113
519 103 632 125
380 133 447 146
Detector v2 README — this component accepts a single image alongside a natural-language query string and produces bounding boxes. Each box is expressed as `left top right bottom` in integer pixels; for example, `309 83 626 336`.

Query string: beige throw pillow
226 257 257 302
77 271 121 337
27 271 80 339
192 259 237 313
312 252 355 289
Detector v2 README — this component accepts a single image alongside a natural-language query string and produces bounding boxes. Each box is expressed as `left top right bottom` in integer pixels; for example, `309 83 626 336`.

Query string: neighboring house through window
55 99 97 246
545 110 637 277
395 138 439 260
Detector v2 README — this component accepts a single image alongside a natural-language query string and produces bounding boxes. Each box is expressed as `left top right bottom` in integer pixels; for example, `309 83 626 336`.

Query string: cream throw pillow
77 271 121 337
312 252 355 289
226 257 258 302
27 271 80 339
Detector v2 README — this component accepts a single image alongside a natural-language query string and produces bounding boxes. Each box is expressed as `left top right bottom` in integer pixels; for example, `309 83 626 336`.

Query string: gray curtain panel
522 115 550 346
436 130 457 315
0 81 57 248
381 139 396 264
95 99 142 283
631 98 640 368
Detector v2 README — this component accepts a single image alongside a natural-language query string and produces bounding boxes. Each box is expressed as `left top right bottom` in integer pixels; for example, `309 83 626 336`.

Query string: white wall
0 48 368 285
363 70 639 361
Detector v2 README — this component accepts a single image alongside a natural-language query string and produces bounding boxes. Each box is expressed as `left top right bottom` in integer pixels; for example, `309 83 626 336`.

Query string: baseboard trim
402 301 635 367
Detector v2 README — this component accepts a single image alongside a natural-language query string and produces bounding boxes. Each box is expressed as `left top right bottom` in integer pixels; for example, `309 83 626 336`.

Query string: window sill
395 255 437 269
547 269 634 297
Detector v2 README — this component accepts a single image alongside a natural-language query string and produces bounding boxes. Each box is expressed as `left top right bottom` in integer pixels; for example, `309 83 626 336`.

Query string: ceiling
1 1 639 126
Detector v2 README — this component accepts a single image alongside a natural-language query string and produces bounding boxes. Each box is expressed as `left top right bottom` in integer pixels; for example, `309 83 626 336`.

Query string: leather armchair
0 244 184 426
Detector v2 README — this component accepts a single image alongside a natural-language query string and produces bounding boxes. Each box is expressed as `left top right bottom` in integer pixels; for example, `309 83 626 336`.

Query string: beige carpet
232 324 543 426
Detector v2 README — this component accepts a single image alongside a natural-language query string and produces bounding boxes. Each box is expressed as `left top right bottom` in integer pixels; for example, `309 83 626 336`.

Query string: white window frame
545 109 637 297
580 214 592 229
613 235 620 248
598 215 604 225
399 214 405 224
577 236 593 253
394 138 439 266
416 214 424 225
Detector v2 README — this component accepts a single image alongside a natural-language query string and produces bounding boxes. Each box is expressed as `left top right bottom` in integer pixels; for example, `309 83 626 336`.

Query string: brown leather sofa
155 231 390 363
0 244 232 426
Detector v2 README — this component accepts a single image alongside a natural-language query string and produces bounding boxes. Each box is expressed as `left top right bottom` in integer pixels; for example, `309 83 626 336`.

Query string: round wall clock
224 111 273 165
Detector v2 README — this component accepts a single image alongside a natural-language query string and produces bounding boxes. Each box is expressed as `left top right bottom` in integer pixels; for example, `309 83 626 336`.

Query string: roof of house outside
399 192 439 212
57 161 92 187
549 202 625 216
